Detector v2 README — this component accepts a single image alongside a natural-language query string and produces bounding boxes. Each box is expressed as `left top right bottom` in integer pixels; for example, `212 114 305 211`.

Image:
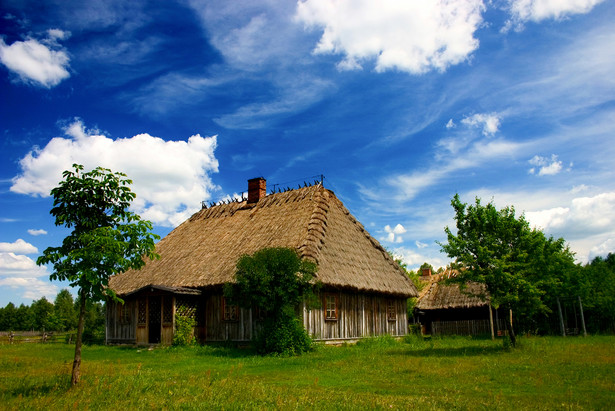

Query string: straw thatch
109 183 417 298
415 269 488 310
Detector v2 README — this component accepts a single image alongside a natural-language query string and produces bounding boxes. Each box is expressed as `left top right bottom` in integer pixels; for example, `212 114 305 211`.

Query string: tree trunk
72 288 87 386
505 307 516 347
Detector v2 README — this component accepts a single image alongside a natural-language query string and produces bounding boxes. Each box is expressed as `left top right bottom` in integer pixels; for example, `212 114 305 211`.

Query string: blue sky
1 0 614 307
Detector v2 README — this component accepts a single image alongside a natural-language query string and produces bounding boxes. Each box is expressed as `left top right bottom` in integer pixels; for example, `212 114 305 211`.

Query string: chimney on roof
247 177 266 203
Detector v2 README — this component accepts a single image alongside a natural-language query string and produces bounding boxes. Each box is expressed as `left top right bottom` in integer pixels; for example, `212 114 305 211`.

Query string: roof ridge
299 184 329 266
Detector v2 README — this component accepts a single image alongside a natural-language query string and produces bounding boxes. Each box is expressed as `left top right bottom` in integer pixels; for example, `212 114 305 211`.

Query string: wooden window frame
222 297 239 322
118 303 131 324
387 300 397 322
324 293 338 321
137 299 147 325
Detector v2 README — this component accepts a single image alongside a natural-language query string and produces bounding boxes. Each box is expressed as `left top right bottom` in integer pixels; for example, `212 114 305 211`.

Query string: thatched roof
415 269 488 310
110 183 417 298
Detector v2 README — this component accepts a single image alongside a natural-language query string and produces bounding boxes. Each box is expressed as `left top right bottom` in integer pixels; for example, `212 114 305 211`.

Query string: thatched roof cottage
107 178 418 345
415 269 504 337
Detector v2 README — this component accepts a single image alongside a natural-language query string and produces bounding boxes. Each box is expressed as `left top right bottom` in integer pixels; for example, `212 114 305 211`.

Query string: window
222 297 239 321
118 303 131 324
137 299 147 325
162 295 174 324
324 294 338 321
387 300 397 321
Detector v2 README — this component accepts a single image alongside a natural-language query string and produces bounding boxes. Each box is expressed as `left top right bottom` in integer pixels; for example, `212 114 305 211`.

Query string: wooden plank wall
304 292 407 341
107 291 408 344
203 294 263 342
106 300 136 343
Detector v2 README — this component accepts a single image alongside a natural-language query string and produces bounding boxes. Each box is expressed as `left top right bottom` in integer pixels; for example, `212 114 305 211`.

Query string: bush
173 311 196 346
256 314 312 356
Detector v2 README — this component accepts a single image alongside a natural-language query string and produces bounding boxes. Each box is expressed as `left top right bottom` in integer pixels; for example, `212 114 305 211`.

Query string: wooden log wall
303 292 408 341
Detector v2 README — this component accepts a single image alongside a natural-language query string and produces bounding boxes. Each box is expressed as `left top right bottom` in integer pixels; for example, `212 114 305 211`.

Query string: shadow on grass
393 345 505 357
195 345 259 358
2 377 70 398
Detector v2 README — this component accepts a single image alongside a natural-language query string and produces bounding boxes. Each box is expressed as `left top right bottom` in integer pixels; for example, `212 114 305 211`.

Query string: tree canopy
439 194 576 345
37 164 158 385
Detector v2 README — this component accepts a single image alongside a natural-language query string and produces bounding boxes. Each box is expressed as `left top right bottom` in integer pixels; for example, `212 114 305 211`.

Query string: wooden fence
432 319 506 337
0 331 73 344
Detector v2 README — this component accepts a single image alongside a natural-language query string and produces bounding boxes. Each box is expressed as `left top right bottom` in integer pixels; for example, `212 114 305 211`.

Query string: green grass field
1 335 614 410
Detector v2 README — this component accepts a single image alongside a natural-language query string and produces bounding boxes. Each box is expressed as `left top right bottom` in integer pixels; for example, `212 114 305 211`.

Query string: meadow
1 335 613 410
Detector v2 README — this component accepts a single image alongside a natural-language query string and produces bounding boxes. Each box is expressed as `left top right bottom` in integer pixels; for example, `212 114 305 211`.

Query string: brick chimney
247 177 266 203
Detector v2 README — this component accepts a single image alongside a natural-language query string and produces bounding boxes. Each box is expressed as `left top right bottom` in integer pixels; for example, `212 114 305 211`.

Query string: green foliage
224 247 318 355
173 310 196 346
31 297 55 331
440 194 576 343
37 164 159 303
256 314 312 356
79 300 105 344
35 164 159 384
54 289 77 331
576 253 615 332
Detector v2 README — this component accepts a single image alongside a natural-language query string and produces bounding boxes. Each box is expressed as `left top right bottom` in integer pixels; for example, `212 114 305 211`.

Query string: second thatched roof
109 183 417 298
415 269 489 310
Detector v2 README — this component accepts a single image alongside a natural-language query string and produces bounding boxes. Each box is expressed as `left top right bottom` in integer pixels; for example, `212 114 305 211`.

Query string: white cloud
27 229 47 236
528 154 564 176
0 277 58 302
382 223 407 243
416 240 429 249
0 239 38 254
507 0 605 24
0 31 70 88
11 120 219 227
445 119 456 129
589 238 615 261
0 252 47 277
296 0 485 74
390 246 448 272
461 113 501 136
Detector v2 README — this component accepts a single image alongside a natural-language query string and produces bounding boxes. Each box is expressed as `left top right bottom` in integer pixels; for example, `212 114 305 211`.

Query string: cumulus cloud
589 238 615 261
0 252 47 277
528 154 564 176
461 113 501 136
0 277 58 301
11 120 219 226
296 0 485 74
507 0 605 23
390 246 448 272
27 229 47 236
382 223 407 243
525 192 615 237
0 30 71 88
0 239 38 254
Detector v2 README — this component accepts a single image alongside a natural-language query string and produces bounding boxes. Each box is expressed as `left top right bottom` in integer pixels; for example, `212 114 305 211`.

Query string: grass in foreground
1 335 614 410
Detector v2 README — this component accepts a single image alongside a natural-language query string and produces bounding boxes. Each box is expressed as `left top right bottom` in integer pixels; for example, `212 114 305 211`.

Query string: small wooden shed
107 178 417 345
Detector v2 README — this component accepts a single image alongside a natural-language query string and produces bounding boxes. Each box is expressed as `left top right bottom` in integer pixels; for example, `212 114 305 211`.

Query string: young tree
439 194 574 346
37 164 159 385
224 247 318 355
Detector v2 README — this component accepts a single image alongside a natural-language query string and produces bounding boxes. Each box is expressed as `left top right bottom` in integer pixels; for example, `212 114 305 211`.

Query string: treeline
528 252 615 335
0 289 105 341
